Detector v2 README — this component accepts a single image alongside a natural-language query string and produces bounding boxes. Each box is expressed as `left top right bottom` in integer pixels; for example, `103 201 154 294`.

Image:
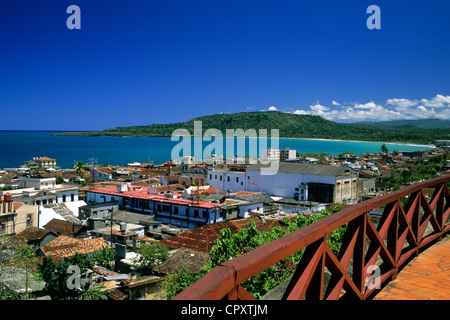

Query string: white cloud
386 98 417 108
309 104 329 113
420 94 450 108
252 94 450 122
332 100 340 106
293 109 309 115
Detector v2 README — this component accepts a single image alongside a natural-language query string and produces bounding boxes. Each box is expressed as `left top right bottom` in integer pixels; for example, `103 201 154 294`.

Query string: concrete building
262 148 297 161
0 193 38 235
207 162 358 204
246 162 358 204
24 156 57 169
207 166 247 193
7 177 79 206
85 184 223 230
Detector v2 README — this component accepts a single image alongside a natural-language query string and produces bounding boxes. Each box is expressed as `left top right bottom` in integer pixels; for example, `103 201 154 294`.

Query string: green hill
354 119 450 129
54 111 450 144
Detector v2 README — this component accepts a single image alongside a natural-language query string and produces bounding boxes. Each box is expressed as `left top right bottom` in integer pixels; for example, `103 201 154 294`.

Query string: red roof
88 186 222 209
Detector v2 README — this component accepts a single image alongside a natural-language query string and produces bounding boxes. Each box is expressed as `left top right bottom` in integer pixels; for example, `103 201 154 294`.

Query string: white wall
207 170 246 193
246 170 336 199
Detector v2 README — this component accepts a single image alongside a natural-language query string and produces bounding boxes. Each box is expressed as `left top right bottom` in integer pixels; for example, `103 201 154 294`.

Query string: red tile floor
374 235 450 300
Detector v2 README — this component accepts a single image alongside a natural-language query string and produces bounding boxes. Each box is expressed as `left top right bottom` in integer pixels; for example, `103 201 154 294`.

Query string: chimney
2 196 6 214
4 193 12 213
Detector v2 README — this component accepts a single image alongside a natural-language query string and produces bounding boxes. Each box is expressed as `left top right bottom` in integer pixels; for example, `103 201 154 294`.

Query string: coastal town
0 140 449 300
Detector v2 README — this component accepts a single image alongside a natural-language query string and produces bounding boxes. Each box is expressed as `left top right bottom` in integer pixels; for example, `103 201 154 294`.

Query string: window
236 177 239 183
71 194 75 201
227 176 230 182
209 174 212 180
26 214 32 226
193 209 199 217
220 175 222 181
174 206 179 214
215 175 217 180
62 195 66 202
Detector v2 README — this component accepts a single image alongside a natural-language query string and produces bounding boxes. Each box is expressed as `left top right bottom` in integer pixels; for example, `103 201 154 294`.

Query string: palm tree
74 161 86 173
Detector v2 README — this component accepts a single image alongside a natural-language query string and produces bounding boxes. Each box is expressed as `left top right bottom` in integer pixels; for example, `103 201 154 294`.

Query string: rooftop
39 235 109 260
88 186 223 209
247 162 355 176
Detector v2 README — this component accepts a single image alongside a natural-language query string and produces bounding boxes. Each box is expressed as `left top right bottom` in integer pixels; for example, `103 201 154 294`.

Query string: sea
0 131 433 169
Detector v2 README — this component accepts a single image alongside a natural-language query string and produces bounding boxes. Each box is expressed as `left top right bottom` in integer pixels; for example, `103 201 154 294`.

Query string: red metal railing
174 175 450 300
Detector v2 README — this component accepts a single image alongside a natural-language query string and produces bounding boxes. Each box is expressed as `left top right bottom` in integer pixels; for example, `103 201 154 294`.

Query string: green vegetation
133 242 169 276
160 208 346 299
53 111 450 144
381 152 449 190
0 235 40 300
37 246 116 300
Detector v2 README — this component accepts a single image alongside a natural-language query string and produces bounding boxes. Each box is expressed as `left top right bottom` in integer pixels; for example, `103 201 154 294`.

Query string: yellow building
25 156 57 169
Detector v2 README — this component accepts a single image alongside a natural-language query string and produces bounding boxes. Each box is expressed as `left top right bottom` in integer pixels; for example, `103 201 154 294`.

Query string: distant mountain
54 111 450 144
354 119 450 129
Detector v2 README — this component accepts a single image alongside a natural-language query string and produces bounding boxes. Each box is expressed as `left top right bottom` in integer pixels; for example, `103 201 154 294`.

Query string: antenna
148 150 151 187
88 157 98 189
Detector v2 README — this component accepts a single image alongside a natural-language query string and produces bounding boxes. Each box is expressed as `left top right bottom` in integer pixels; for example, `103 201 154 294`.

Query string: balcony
174 175 450 300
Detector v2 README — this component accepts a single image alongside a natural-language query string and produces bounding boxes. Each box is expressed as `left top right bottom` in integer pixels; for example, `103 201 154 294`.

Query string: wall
334 173 358 204
207 170 246 193
247 170 336 199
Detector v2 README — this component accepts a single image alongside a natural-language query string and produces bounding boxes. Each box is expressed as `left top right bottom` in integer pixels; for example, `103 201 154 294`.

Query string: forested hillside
54 111 450 144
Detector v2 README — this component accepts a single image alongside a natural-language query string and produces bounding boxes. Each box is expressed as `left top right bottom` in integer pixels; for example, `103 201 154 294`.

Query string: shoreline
51 132 435 148
279 137 435 148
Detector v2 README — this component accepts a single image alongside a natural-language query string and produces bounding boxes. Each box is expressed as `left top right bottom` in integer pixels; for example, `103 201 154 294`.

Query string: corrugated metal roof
247 162 354 176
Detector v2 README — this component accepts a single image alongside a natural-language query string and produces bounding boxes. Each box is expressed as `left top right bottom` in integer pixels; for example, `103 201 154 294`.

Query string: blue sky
1 0 449 130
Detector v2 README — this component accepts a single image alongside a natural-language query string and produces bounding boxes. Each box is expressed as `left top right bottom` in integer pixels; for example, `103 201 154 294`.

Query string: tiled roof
159 216 291 253
95 167 117 175
36 156 56 161
153 248 209 274
107 288 128 300
43 218 84 235
15 226 51 241
160 220 241 253
151 184 184 192
39 235 109 260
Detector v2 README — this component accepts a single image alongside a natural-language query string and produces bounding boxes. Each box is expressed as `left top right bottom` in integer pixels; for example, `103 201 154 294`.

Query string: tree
0 235 40 300
37 247 115 300
159 264 205 300
73 161 86 173
381 143 389 154
56 176 65 184
91 246 116 269
134 243 169 276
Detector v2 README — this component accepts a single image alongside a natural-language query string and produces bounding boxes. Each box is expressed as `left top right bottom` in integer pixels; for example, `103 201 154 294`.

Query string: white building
6 177 79 206
207 168 247 193
246 162 358 204
262 148 297 161
207 162 358 204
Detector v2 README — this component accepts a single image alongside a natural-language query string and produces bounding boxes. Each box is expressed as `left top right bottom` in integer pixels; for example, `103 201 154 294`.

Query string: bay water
0 131 432 169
